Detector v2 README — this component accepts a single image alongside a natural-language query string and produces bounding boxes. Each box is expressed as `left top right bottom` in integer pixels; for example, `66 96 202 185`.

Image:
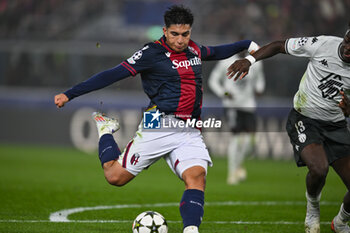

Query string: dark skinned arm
226 40 287 81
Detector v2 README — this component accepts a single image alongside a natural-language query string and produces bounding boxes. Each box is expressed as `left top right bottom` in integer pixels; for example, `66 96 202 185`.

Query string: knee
183 168 206 181
302 144 329 179
102 161 134 187
183 167 207 190
309 163 329 180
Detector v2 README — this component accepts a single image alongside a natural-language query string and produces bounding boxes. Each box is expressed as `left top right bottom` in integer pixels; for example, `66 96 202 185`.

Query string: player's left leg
93 112 135 186
331 155 350 233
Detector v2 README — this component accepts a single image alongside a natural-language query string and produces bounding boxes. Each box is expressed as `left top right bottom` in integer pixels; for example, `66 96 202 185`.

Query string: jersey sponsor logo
171 56 202 70
318 73 343 99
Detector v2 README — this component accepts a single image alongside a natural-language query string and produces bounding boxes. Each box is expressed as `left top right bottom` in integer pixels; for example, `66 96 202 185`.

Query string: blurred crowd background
0 0 348 95
0 0 349 156
0 0 347 42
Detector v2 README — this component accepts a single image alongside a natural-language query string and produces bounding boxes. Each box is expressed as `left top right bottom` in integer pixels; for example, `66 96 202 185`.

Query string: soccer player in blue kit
55 5 258 233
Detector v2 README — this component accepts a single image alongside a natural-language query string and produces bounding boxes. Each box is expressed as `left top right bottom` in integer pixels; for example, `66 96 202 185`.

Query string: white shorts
117 117 212 179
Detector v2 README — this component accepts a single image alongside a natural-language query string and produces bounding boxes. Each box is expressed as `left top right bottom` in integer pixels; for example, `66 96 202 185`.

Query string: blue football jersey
121 36 213 119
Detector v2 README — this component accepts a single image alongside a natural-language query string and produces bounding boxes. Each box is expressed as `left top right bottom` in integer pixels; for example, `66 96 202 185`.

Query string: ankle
337 203 350 223
306 191 321 206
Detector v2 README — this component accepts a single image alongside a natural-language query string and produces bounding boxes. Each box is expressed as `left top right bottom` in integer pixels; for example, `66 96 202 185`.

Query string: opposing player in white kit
227 23 350 233
208 52 265 184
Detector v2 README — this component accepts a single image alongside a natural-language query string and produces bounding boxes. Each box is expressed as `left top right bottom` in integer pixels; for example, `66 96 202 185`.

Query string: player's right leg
165 134 212 233
301 143 329 233
181 163 207 233
92 112 135 186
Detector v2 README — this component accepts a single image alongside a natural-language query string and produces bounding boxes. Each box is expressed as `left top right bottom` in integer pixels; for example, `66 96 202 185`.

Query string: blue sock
179 189 204 228
98 134 121 167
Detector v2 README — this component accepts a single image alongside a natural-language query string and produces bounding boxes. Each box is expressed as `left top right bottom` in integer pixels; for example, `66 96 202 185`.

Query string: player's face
163 24 191 53
341 29 350 62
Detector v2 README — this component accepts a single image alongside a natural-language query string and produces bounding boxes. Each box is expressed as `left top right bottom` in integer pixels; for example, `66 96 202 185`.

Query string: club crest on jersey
298 133 306 143
130 153 140 165
171 56 201 69
188 46 199 56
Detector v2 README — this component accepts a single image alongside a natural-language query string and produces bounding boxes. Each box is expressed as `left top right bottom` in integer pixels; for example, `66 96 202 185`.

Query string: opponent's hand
226 59 251 81
339 91 350 117
54 93 69 108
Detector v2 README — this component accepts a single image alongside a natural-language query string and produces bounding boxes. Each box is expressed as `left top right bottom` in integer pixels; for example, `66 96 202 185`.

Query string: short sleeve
121 45 154 76
285 36 325 58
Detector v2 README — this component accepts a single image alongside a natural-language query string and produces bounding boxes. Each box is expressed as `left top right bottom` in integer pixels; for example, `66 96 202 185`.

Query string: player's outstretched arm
53 64 132 108
339 91 350 117
205 40 256 61
227 40 286 81
54 93 69 108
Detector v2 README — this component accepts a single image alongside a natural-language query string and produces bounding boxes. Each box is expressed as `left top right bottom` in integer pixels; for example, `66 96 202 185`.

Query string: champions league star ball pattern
132 211 168 233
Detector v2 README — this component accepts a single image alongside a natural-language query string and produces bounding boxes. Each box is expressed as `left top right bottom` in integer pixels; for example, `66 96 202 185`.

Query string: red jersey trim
122 140 134 168
121 62 137 76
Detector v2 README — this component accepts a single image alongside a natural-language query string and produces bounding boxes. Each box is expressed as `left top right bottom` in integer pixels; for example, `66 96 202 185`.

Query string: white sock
98 128 111 139
337 203 350 223
306 191 321 209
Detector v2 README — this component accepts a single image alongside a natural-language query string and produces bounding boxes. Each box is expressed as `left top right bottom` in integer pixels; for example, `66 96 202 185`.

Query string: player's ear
163 27 167 37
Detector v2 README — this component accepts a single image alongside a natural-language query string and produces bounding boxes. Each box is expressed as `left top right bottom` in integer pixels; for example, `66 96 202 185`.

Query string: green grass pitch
0 144 346 232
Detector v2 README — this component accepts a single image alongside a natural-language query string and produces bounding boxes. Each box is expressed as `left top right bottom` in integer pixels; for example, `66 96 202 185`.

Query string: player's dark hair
163 5 193 28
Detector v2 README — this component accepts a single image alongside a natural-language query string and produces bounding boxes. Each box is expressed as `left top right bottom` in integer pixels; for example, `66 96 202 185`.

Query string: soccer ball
132 211 168 233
